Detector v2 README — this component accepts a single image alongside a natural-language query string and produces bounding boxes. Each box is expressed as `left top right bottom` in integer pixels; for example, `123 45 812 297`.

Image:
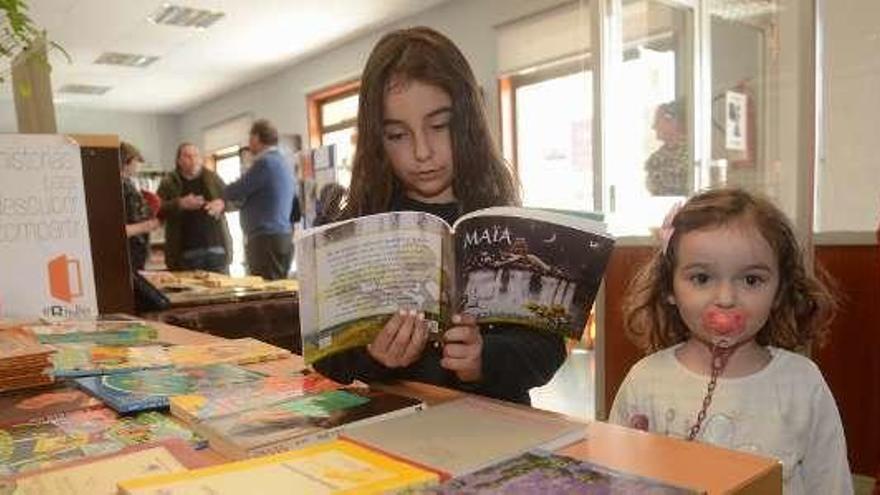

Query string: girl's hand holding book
367 309 429 368
441 314 482 383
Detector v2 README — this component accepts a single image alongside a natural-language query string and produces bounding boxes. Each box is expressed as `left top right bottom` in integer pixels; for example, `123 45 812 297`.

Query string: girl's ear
666 293 676 306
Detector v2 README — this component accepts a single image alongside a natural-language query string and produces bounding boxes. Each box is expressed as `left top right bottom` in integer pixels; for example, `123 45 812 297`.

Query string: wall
819 0 880 232
0 104 180 169
178 0 578 152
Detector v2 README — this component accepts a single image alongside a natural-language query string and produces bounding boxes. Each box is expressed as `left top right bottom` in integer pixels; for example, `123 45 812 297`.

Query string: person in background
645 100 690 196
157 143 232 274
610 188 851 494
223 119 296 280
312 26 566 405
120 141 160 271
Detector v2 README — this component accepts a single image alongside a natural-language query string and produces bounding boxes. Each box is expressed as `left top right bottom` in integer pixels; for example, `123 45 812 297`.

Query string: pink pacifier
702 308 746 347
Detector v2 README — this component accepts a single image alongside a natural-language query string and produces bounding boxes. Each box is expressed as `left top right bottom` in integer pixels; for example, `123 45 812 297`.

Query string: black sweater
312 196 567 404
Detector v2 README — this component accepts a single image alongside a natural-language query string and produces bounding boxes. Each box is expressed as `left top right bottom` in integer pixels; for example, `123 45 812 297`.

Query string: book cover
117 439 439 495
200 388 424 459
418 450 703 494
167 338 291 367
49 343 172 377
297 208 614 364
169 371 341 424
3 439 213 495
0 384 104 427
0 408 202 476
73 364 267 413
341 396 587 478
25 320 159 346
0 327 52 360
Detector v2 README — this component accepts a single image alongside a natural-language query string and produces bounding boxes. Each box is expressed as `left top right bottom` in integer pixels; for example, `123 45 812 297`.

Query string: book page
453 209 614 340
10 446 187 495
297 212 451 363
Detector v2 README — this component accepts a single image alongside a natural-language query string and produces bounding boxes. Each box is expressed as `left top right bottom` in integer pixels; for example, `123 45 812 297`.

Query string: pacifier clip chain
686 342 732 441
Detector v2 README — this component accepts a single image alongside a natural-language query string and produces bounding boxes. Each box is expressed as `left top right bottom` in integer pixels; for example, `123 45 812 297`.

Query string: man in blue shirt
224 119 296 279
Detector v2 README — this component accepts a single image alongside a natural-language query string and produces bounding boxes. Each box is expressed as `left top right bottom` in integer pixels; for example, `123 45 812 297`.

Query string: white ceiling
18 0 446 113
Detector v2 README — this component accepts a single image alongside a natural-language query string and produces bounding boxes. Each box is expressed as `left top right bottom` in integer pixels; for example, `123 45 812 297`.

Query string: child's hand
367 309 428 368
441 314 482 382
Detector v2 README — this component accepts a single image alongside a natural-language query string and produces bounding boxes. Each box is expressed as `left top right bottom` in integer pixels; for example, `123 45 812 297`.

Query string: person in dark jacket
313 27 566 405
157 143 232 273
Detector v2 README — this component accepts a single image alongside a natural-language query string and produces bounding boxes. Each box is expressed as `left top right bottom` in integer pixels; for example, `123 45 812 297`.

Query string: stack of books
0 327 55 392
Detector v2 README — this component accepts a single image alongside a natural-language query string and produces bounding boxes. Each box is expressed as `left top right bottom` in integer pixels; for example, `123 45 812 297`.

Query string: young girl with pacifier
610 188 852 494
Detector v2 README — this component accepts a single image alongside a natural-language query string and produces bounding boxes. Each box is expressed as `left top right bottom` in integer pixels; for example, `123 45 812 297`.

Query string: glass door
597 0 698 236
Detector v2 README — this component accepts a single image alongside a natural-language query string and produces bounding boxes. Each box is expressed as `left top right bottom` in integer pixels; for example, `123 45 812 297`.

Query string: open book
296 207 614 364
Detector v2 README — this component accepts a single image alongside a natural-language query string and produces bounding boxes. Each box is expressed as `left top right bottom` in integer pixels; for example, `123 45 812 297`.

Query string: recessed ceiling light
94 52 160 68
148 4 225 29
58 84 112 95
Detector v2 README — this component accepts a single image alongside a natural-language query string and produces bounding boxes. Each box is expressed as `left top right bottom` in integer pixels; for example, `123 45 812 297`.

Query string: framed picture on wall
725 90 747 152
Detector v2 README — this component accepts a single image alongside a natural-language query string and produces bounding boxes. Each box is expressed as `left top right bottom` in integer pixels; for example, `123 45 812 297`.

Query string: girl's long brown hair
342 26 519 219
623 188 838 353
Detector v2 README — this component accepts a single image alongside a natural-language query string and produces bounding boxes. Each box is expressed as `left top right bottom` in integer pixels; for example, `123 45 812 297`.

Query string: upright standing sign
0 135 98 318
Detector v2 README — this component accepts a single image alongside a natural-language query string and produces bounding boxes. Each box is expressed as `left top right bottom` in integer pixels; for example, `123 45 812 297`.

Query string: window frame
306 79 360 149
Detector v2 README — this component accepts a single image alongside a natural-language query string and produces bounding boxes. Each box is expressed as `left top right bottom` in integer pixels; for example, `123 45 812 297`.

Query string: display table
139 272 301 353
152 323 782 494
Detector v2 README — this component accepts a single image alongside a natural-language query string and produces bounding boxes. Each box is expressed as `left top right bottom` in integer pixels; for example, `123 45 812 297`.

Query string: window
501 61 596 213
307 80 359 188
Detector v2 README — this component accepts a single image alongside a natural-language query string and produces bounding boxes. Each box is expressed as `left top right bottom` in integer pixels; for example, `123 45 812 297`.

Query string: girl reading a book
312 26 566 404
609 188 852 494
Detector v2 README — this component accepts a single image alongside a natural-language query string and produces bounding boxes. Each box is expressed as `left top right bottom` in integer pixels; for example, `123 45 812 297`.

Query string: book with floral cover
418 450 703 494
0 408 202 476
296 207 614 364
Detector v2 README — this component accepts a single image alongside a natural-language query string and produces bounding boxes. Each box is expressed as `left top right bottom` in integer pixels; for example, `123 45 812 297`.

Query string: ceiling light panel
148 4 225 29
58 84 112 95
94 52 160 68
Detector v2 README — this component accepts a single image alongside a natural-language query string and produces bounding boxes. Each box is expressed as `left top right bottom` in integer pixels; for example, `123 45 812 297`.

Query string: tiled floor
529 348 595 421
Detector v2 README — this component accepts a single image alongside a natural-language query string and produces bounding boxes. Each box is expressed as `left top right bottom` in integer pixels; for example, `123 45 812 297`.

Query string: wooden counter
156 323 781 494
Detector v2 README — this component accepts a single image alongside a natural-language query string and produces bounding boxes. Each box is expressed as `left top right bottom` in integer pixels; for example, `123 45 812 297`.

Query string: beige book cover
3 439 210 495
117 439 439 495
341 395 588 478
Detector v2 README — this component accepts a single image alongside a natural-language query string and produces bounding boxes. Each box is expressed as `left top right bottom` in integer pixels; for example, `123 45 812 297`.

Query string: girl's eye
744 274 765 287
384 131 408 142
689 273 710 285
430 121 450 131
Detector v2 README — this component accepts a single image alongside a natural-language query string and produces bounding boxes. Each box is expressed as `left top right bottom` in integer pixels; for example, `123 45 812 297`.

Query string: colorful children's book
0 407 202 476
49 343 172 377
419 450 704 494
4 439 214 495
73 364 268 413
296 208 615 363
25 320 159 346
117 438 439 495
169 371 341 425
167 338 291 367
0 384 104 427
197 388 424 459
341 395 587 478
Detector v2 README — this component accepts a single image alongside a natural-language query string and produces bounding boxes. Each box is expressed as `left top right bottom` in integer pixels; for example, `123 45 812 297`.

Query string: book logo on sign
48 254 83 303
42 254 92 318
